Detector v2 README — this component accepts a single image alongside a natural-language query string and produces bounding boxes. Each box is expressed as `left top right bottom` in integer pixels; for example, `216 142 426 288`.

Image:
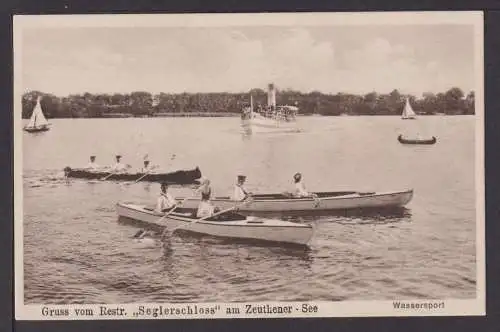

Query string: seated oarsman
198 178 212 197
156 182 177 213
111 155 131 173
231 175 252 201
292 172 317 198
196 179 220 218
141 160 158 173
85 156 100 170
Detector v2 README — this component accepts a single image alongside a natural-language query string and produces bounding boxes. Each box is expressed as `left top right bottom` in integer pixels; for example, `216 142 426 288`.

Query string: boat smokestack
267 83 276 109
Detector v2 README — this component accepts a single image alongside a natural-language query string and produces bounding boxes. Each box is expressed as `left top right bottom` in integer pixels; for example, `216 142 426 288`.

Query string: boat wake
281 207 412 225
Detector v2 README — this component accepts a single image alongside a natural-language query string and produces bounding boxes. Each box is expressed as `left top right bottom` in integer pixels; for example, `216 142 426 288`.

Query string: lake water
21 116 478 303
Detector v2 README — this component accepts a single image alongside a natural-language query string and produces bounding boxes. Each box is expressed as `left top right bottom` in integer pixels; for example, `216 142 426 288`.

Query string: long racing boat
175 189 414 214
63 166 202 184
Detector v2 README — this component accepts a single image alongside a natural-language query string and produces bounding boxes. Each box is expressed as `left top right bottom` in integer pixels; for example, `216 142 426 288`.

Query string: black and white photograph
14 12 485 319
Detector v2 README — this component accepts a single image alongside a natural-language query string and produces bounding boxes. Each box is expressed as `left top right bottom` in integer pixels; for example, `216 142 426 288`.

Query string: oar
172 196 254 233
311 193 321 208
134 154 176 183
159 187 202 239
101 171 118 181
134 170 151 183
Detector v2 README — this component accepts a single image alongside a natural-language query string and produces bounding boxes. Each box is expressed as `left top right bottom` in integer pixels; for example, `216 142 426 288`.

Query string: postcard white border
13 11 485 320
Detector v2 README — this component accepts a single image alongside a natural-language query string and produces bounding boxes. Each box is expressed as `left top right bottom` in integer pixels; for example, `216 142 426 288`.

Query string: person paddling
231 175 252 201
156 182 177 213
196 178 220 218
141 159 158 173
292 172 316 198
85 156 100 170
111 155 130 173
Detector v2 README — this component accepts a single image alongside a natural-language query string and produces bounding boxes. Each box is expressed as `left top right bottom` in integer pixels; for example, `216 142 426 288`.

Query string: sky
20 24 476 96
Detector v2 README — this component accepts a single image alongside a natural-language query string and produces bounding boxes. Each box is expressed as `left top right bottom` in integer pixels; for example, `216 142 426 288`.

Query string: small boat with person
398 134 437 145
24 96 51 133
176 189 414 214
116 202 315 247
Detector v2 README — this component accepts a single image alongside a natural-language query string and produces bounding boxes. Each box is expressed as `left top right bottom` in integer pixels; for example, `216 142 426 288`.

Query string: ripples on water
22 117 477 303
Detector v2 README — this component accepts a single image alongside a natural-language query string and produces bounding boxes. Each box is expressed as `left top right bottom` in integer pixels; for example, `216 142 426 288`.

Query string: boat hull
24 125 50 133
116 203 314 246
176 189 414 213
242 114 300 134
398 135 436 145
64 166 202 184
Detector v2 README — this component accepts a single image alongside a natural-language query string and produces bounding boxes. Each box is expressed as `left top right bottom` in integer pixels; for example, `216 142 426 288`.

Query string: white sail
402 98 416 119
26 97 49 128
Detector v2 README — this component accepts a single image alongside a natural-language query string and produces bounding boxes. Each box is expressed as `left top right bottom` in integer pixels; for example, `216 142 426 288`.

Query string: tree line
22 87 474 119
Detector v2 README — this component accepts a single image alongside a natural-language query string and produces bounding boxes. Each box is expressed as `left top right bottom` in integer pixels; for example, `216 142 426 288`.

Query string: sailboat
401 97 417 120
24 96 51 133
398 97 437 144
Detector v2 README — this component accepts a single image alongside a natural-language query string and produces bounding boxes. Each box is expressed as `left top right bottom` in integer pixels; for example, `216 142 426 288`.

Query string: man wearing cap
196 178 221 218
292 172 312 197
85 156 100 170
231 175 251 201
156 182 177 213
141 159 158 173
111 155 130 173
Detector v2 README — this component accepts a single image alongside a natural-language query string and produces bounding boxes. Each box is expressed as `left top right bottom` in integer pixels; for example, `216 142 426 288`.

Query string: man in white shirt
231 175 251 201
196 200 217 218
293 172 313 198
86 156 100 170
141 160 158 173
196 178 221 218
156 182 177 213
111 155 130 173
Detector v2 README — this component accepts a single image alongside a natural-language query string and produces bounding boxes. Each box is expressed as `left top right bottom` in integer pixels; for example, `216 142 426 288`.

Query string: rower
196 179 220 218
199 178 212 197
292 172 315 198
111 155 130 173
141 160 157 173
86 155 100 170
156 182 177 213
231 175 252 201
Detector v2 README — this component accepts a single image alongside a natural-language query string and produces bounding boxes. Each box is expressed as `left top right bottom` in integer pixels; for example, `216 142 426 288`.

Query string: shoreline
21 113 469 120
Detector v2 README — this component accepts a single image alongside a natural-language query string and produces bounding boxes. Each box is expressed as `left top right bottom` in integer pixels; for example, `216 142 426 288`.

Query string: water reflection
118 216 315 254
169 235 314 278
247 206 412 224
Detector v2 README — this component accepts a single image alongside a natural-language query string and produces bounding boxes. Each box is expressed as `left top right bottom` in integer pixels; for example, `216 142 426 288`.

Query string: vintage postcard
14 11 485 320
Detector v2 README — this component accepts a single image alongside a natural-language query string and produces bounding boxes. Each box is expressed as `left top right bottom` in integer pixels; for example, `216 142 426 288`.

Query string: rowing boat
175 189 414 213
398 135 437 145
63 166 202 184
116 202 314 246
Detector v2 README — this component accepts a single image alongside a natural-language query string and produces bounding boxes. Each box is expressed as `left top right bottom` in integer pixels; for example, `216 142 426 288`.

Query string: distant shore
57 112 464 119
22 87 474 119
100 112 242 118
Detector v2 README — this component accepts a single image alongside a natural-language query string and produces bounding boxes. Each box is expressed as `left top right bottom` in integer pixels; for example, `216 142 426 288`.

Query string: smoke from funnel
267 83 276 108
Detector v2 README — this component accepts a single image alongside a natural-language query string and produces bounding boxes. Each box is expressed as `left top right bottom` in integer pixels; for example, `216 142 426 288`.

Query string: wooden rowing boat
116 202 314 246
398 135 437 145
175 189 414 213
63 166 202 184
